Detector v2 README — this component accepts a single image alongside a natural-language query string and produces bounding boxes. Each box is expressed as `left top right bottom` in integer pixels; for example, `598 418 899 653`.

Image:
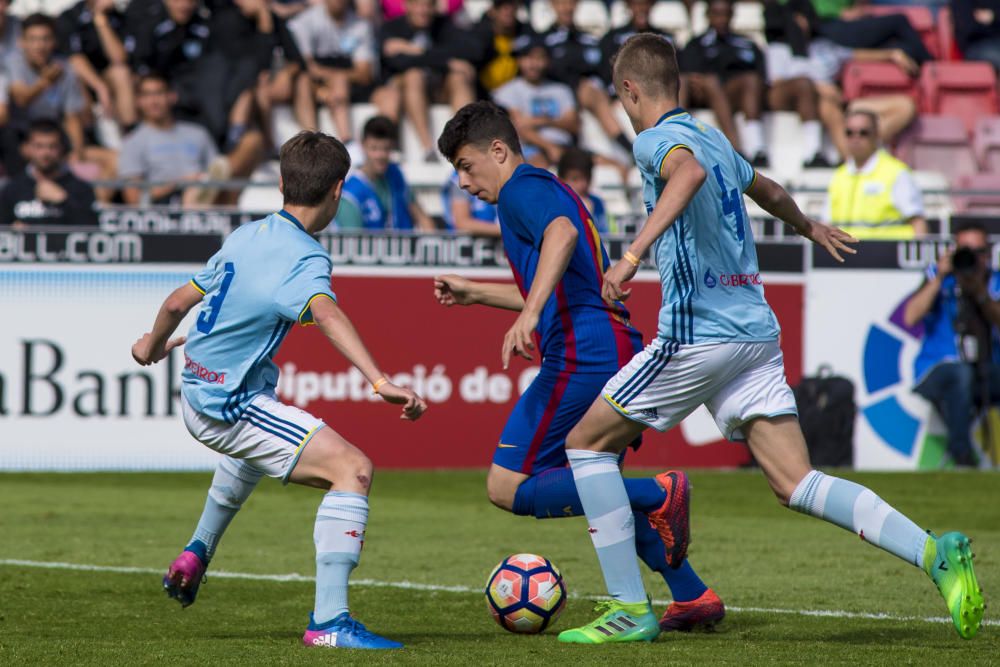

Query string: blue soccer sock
790 470 930 568
566 449 648 604
190 456 263 562
511 468 667 518
634 515 707 602
314 491 368 624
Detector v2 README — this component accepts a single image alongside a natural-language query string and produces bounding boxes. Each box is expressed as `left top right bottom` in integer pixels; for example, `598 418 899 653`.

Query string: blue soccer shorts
493 365 638 475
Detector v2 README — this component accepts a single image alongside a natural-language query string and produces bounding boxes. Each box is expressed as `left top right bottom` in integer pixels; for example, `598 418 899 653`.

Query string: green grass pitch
0 470 997 665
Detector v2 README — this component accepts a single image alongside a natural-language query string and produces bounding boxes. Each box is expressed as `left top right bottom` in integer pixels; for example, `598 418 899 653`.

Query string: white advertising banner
0 265 220 470
805 267 947 470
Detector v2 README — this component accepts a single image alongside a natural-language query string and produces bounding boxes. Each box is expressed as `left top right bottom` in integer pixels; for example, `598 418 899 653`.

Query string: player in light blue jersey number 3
557 34 984 645
131 132 426 651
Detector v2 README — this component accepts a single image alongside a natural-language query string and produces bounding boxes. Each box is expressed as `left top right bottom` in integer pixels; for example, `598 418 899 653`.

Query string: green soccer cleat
557 600 660 644
924 531 985 640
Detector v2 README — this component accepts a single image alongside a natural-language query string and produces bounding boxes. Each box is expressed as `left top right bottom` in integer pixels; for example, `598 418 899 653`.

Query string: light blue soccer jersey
182 210 336 423
633 108 780 344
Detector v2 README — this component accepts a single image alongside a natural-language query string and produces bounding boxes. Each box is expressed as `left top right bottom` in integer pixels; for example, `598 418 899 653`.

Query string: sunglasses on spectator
845 128 873 138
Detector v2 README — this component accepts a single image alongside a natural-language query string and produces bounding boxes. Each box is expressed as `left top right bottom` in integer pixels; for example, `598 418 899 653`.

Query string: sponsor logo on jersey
184 354 226 384
719 272 762 287
703 269 717 288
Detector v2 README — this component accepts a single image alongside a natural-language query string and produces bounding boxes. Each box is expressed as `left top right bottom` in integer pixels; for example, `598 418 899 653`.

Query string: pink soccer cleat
162 548 207 608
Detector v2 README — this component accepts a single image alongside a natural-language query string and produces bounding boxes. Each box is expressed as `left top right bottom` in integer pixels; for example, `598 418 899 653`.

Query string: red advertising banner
275 274 803 468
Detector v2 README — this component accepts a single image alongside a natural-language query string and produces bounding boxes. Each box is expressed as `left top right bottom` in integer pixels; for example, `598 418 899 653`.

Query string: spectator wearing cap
374 0 477 162
492 34 579 168
288 0 374 145
0 119 96 227
557 147 608 234
953 0 1000 73
474 0 534 93
56 0 136 128
337 116 436 231
824 109 926 239
543 0 633 163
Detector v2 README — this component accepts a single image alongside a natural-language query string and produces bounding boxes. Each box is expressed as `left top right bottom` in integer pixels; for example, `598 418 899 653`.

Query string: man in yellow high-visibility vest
824 109 927 239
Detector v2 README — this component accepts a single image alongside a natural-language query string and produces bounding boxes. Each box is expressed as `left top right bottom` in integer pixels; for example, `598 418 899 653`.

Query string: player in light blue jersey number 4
558 34 984 645
130 132 426 651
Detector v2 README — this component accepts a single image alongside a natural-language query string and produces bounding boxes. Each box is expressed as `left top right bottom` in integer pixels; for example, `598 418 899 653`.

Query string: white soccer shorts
182 392 325 482
602 339 797 441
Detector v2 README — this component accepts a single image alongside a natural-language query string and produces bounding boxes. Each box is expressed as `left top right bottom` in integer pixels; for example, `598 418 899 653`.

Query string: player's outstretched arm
603 148 706 304
746 172 858 263
310 296 427 421
131 283 203 366
501 217 578 369
434 274 524 311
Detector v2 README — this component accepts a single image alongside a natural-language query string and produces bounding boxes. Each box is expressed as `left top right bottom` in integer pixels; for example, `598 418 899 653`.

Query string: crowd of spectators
0 0 997 230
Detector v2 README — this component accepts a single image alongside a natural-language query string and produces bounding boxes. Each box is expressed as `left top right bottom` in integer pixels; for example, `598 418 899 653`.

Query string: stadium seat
937 7 958 62
895 115 978 183
650 1 691 45
919 61 999 134
463 0 491 22
859 6 942 60
840 61 918 102
609 0 631 29
951 173 1000 214
974 117 1000 173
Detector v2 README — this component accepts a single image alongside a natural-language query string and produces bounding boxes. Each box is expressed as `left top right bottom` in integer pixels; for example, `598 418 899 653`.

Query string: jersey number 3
197 262 235 334
712 165 745 242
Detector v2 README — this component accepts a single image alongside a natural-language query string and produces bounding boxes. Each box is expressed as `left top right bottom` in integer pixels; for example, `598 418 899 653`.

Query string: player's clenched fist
132 332 186 366
375 381 428 421
434 274 476 306
602 259 637 305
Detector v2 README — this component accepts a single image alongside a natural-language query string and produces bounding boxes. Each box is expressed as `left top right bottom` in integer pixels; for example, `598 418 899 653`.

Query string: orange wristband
623 251 642 267
372 377 388 395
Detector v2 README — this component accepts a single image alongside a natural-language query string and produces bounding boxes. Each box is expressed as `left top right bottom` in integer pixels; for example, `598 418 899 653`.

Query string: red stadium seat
919 62 999 134
937 7 958 62
860 6 942 60
895 115 978 183
973 117 1000 172
952 173 1000 213
841 61 918 102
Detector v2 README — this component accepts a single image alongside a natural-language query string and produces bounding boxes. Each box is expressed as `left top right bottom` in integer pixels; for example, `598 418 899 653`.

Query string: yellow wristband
372 377 388 395
623 251 642 267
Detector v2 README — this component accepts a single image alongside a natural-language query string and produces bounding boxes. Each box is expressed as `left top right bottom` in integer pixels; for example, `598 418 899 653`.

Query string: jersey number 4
197 262 235 334
712 165 745 242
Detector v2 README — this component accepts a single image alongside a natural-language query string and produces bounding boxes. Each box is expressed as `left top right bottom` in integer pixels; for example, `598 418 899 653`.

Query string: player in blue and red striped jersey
433 101 723 631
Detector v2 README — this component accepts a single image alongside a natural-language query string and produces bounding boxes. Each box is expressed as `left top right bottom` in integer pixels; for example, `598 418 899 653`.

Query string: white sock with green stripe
789 470 930 568
566 449 647 604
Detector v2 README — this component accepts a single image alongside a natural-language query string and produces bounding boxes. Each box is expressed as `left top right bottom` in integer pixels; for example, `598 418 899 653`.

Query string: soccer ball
485 553 567 633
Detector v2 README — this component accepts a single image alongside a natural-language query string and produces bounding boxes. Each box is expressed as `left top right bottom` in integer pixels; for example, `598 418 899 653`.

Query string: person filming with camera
903 221 1000 467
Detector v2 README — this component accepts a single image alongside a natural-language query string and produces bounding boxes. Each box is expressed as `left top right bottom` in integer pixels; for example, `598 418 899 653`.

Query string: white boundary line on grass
1 558 993 629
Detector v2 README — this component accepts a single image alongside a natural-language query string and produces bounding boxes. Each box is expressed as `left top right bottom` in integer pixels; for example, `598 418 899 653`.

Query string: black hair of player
137 71 171 92
437 101 523 164
362 116 398 144
22 13 57 35
279 131 351 207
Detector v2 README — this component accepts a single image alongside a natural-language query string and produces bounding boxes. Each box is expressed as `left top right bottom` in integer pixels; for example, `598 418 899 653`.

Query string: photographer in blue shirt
904 221 1000 467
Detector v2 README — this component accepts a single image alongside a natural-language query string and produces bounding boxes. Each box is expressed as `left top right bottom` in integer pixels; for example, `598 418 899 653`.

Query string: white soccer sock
802 120 823 160
314 491 368 624
191 457 263 560
789 470 930 568
743 119 765 157
566 449 647 604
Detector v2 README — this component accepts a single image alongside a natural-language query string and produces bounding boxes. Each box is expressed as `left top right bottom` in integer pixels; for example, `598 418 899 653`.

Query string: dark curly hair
437 101 523 163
